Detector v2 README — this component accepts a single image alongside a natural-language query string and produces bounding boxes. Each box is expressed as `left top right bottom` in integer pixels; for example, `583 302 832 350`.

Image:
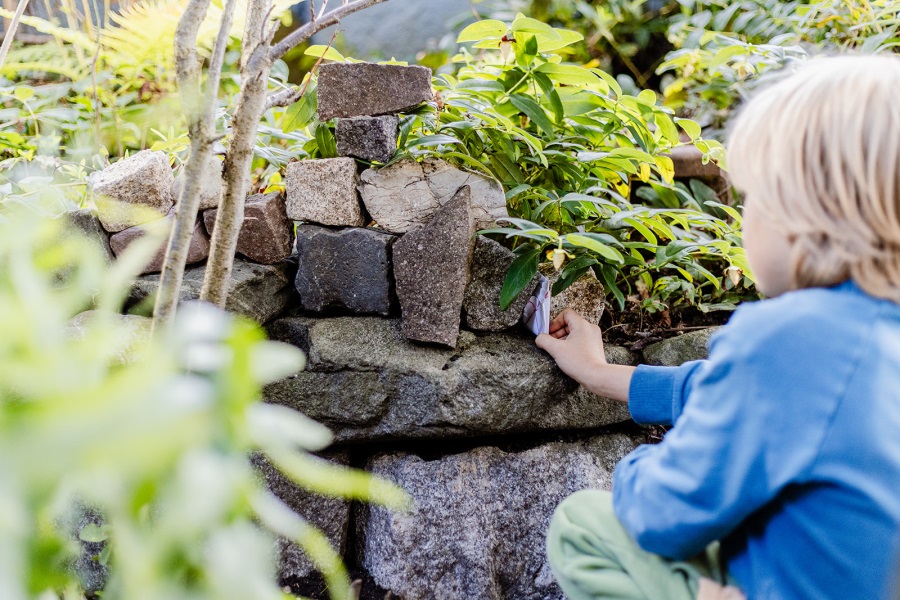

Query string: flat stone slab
542 265 606 325
336 115 399 163
295 225 397 316
89 150 175 232
128 257 296 324
359 157 507 233
317 62 432 121
393 186 474 347
285 158 365 227
264 316 633 442
204 193 293 264
642 327 720 366
171 154 223 210
109 213 209 275
359 435 638 600
464 236 540 331
252 453 350 582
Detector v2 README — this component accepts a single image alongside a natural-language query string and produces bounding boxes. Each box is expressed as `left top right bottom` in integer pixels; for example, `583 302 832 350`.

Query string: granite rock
541 265 606 325
128 257 296 323
294 225 397 316
252 453 351 581
317 62 432 120
109 212 209 275
358 157 507 233
204 193 293 264
264 316 633 442
463 236 541 331
285 158 365 227
642 327 720 366
64 208 114 263
171 154 224 210
336 115 399 163
89 150 175 232
359 435 638 600
392 186 474 347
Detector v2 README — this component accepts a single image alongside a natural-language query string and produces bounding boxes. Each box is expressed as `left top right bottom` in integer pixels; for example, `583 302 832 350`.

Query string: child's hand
536 308 634 403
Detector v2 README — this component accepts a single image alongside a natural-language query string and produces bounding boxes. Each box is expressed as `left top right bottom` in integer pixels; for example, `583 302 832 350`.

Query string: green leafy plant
0 201 409 599
383 15 753 317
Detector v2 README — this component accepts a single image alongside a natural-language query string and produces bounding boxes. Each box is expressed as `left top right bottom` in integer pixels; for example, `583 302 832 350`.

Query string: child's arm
536 309 635 402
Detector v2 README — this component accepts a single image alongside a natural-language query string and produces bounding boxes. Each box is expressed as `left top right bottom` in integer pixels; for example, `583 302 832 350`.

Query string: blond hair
727 53 900 303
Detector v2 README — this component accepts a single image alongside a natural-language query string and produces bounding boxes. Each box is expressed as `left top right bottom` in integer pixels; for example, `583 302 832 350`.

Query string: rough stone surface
358 157 507 233
109 213 209 275
642 327 720 366
171 154 223 210
359 435 639 600
252 453 351 581
463 236 540 332
336 115 399 163
264 316 633 442
393 186 474 347
294 225 397 316
128 257 296 323
204 193 293 264
64 208 114 263
89 150 175 232
285 158 365 227
541 265 606 325
317 62 432 120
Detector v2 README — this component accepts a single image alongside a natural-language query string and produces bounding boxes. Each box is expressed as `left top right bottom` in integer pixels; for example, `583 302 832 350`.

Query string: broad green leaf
509 94 554 137
511 15 560 39
457 19 507 43
564 234 624 263
500 247 541 311
304 45 345 62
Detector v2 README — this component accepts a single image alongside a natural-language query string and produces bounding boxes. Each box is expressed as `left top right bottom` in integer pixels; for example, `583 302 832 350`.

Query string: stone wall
72 62 722 599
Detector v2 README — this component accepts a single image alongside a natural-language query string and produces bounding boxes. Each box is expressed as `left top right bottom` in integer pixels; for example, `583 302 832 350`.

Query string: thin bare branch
268 0 388 62
0 0 30 71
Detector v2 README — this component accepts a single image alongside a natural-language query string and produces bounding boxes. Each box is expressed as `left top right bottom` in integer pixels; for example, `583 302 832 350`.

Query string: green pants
546 490 737 600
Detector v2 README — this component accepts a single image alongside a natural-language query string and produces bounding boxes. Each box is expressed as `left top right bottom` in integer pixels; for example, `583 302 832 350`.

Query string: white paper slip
523 275 551 336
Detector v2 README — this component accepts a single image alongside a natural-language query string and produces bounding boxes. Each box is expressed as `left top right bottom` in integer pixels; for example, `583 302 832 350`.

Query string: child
537 54 900 600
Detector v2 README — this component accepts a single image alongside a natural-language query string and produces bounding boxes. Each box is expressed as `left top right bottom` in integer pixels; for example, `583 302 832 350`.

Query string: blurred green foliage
0 202 408 600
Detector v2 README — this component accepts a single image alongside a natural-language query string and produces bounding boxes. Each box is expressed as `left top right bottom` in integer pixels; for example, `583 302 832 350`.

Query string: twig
0 0 30 71
264 27 337 110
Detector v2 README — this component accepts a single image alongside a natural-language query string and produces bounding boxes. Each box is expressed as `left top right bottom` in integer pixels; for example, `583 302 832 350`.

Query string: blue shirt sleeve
612 298 852 560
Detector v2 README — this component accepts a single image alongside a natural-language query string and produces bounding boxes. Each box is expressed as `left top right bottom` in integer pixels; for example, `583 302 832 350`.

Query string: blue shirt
614 281 900 600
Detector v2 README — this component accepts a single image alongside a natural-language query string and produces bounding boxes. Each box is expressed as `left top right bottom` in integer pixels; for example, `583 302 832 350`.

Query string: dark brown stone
203 193 293 264
109 212 209 275
317 62 432 120
392 186 475 347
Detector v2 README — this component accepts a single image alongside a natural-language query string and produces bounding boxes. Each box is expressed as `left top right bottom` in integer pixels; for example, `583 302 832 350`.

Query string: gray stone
294 225 397 316
89 150 175 232
252 453 351 581
317 62 432 121
204 193 293 264
359 435 639 600
336 115 399 163
128 257 296 323
541 265 607 325
109 213 209 275
358 157 508 233
171 154 223 210
264 316 633 442
393 186 474 347
463 236 540 332
285 158 365 227
64 208 114 263
642 327 721 366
